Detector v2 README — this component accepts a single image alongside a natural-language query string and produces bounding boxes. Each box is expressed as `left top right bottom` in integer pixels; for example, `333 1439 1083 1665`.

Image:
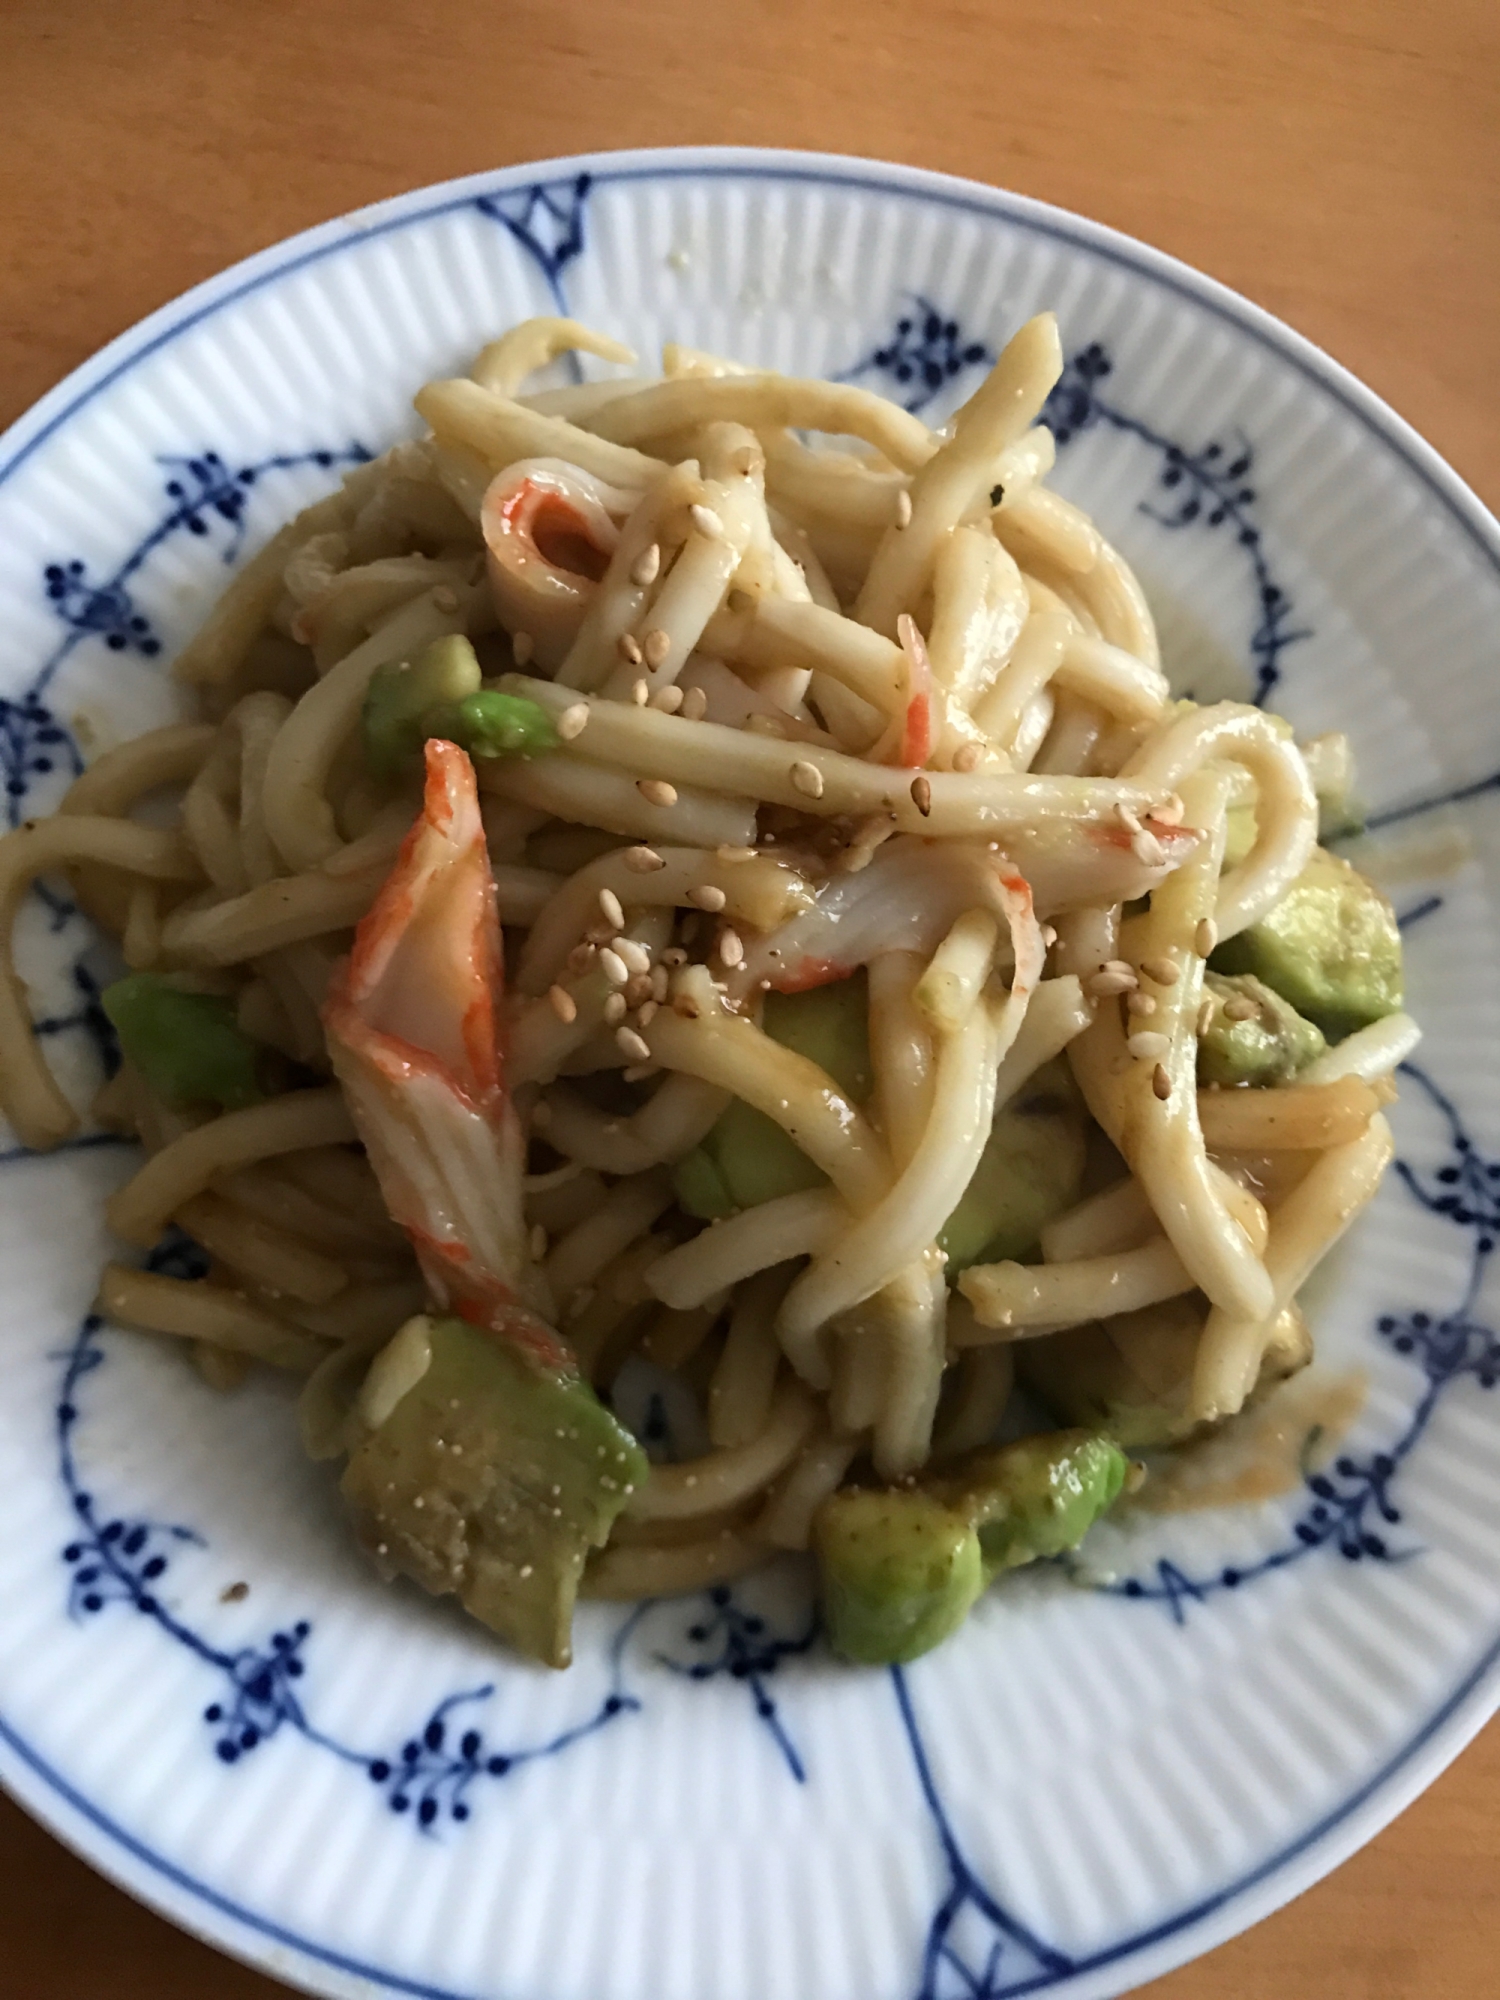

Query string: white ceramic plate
2 147 1499 2000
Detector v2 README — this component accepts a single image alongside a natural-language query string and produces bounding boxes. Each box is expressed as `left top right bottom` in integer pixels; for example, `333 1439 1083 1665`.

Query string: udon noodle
0 311 1416 1665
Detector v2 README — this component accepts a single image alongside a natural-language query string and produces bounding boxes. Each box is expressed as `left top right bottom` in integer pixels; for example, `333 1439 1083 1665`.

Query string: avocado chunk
1196 972 1326 1088
938 1062 1087 1273
932 1429 1129 1574
340 1315 647 1668
102 972 263 1112
675 976 871 1216
815 1428 1127 1664
1211 848 1402 1040
363 634 558 779
363 634 483 779
1019 1298 1314 1448
814 1487 986 1665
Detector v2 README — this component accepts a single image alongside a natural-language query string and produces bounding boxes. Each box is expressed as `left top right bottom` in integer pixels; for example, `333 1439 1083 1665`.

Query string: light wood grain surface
1 2 1496 1995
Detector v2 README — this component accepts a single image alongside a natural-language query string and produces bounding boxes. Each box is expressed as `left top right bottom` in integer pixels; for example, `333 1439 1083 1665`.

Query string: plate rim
2 140 1498 2000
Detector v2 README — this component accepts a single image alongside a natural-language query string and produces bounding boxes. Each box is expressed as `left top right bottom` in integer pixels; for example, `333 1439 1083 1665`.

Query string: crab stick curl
323 739 564 1369
480 458 638 671
470 317 635 398
1120 701 1317 939
855 314 1064 639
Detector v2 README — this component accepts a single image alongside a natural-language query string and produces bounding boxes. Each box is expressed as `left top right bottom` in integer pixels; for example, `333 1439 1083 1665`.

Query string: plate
2 146 1499 2000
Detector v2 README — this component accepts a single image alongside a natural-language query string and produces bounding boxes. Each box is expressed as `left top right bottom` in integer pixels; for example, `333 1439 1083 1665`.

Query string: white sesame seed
1197 997 1215 1037
642 627 671 668
630 544 661 587
680 685 708 721
623 845 665 873
622 1064 655 1083
636 999 658 1027
910 774 932 817
745 713 787 738
1132 830 1167 867
547 983 577 1024
637 779 677 807
1156 793 1186 826
1115 801 1143 835
688 883 727 911
598 887 625 931
566 941 595 975
618 630 643 665
598 947 629 986
616 1026 651 1063
624 971 653 1006
690 502 723 540
1041 923 1058 947
512 630 534 666
716 844 756 863
1126 991 1157 1016
650 963 670 1001
718 927 744 968
1126 1030 1172 1062
1195 917 1218 957
662 946 688 967
614 936 651 975
556 702 590 741
431 586 458 613
894 488 913 528
1152 1063 1172 1101
790 759 825 799
952 742 983 772
631 678 649 706
1087 968 1137 997
1223 995 1260 1022
651 684 684 713
603 991 627 1024
1140 955 1180 986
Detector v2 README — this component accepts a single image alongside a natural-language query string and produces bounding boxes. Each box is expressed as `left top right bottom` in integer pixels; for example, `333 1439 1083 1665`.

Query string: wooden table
2 1 1496 1993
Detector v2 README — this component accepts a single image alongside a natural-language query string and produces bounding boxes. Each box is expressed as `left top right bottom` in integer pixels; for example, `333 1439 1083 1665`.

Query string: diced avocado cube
939 1063 1087 1273
815 1488 985 1665
102 972 263 1112
707 1098 829 1210
671 1144 738 1221
1211 848 1402 1040
423 688 559 762
761 978 871 1100
1018 1298 1203 1447
363 634 483 779
340 1315 647 1668
690 975 871 1213
1196 972 1327 1088
933 1429 1129 1575
1019 1297 1315 1448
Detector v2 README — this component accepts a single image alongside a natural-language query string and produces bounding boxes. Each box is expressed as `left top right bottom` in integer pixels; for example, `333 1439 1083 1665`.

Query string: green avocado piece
1196 971 1327 1088
815 1428 1126 1664
101 972 263 1112
423 688 560 763
671 1144 738 1221
814 1488 986 1665
1211 848 1402 1040
363 634 483 779
933 1429 1129 1576
1019 1297 1314 1448
688 976 872 1213
938 1062 1087 1273
340 1315 647 1668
